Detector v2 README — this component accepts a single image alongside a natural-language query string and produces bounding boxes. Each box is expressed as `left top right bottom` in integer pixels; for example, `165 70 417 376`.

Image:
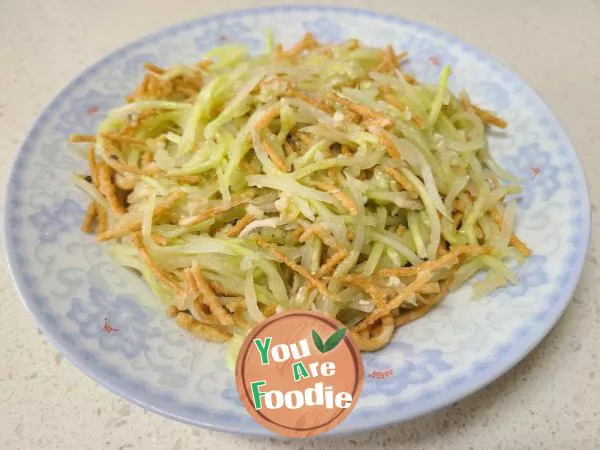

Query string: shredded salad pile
71 33 530 354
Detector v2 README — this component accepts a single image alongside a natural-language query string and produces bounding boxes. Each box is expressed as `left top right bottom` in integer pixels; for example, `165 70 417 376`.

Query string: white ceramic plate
5 6 590 436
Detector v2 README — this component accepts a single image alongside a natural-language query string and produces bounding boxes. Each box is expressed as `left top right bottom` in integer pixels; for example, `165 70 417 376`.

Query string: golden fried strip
101 140 160 176
179 267 198 310
375 245 490 278
420 282 440 294
350 314 394 351
372 129 401 160
313 181 358 215
510 235 532 257
196 60 213 69
383 92 427 128
394 304 433 327
141 151 153 167
175 175 203 185
288 87 332 114
174 85 197 98
354 270 433 332
96 205 108 234
461 98 508 129
395 224 406 235
81 202 97 233
298 225 341 251
290 225 305 242
315 250 348 278
254 105 281 131
166 305 179 318
179 190 255 227
102 133 147 146
97 190 186 241
381 166 418 198
227 213 255 237
404 74 418 85
343 274 387 309
489 210 532 257
190 261 233 326
261 303 277 317
329 92 392 128
132 232 185 296
256 236 341 302
144 63 166 75
98 164 126 215
175 312 231 343
127 74 151 102
191 299 221 325
284 32 319 57
69 134 96 143
233 305 250 327
87 145 99 186
209 281 238 297
152 234 168 246
374 44 402 73
394 276 453 327
262 139 288 172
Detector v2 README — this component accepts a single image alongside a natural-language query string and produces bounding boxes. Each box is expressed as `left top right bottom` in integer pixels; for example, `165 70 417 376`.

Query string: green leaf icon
312 327 347 353
323 327 347 353
312 329 325 352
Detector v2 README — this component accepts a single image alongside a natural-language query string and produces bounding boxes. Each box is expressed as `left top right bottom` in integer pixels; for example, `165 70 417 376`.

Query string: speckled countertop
1 0 599 448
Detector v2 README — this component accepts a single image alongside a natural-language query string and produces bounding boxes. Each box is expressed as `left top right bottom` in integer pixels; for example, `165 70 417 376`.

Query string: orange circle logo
235 311 364 437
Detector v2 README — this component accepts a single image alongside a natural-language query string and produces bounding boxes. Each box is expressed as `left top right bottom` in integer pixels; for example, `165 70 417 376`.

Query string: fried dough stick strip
375 245 490 278
288 87 333 114
254 104 281 131
354 270 433 332
98 164 126 215
313 181 358 215
96 206 108 234
190 261 234 326
69 134 96 143
101 138 160 176
460 96 508 129
262 139 288 172
175 311 231 343
81 202 97 233
394 276 453 327
329 91 392 128
380 166 418 198
350 314 394 352
180 269 228 325
380 92 426 128
144 63 166 75
489 210 532 257
87 145 99 186
372 129 400 160
227 213 256 237
132 232 185 297
316 250 348 278
283 32 319 58
210 281 238 297
97 190 186 241
343 274 387 309
255 236 341 302
179 191 255 227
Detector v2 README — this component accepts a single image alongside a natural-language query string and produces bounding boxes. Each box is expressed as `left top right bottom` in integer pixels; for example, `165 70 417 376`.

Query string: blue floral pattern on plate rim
3 6 591 437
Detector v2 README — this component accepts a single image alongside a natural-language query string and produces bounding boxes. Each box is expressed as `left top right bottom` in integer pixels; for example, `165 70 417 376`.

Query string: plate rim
4 4 591 437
